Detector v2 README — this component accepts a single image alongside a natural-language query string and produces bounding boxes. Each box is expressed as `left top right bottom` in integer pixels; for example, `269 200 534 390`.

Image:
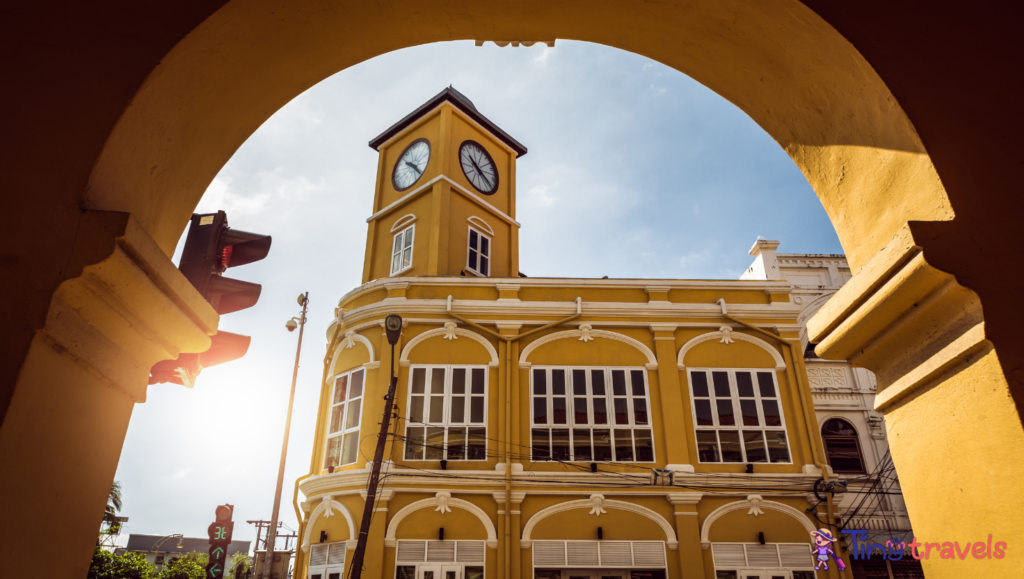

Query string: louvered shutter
534 541 567 567
427 541 456 562
778 544 814 568
598 542 632 567
456 541 486 563
745 544 780 568
631 542 666 567
566 542 600 566
396 541 427 563
310 544 329 567
327 544 346 566
712 544 747 568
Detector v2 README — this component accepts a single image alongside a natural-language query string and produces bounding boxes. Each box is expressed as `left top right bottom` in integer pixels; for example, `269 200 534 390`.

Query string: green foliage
157 552 208 579
87 547 155 579
230 552 253 579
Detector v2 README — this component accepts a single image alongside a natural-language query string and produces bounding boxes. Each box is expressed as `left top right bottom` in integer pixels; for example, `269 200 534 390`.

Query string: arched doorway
4 3 1023 579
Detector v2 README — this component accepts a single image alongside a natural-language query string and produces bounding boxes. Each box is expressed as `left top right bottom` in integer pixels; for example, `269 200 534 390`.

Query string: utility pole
262 292 308 579
349 314 403 579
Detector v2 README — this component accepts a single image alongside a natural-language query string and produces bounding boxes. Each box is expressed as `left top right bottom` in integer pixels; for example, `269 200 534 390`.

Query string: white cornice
340 276 794 305
298 468 840 498
367 174 521 227
333 298 801 335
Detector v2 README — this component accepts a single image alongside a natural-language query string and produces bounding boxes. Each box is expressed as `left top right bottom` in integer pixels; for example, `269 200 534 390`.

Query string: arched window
821 418 866 473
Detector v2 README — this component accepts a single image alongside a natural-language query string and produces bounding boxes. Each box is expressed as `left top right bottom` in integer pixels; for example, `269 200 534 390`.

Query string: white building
742 239 924 579
120 534 251 573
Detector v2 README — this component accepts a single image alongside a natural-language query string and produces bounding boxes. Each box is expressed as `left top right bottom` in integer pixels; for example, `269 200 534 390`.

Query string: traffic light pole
262 292 308 579
349 315 402 579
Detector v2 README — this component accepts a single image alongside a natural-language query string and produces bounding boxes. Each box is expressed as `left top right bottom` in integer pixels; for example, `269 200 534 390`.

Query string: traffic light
206 504 234 579
150 211 272 386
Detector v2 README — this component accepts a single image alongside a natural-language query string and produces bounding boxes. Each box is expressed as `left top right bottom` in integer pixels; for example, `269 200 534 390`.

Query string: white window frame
391 224 415 276
324 368 365 468
308 541 348 579
403 365 489 461
529 366 655 463
687 368 792 464
465 225 491 277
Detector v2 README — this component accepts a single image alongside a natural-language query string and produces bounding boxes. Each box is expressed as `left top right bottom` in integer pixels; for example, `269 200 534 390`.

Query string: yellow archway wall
10 1 1021 579
86 0 949 272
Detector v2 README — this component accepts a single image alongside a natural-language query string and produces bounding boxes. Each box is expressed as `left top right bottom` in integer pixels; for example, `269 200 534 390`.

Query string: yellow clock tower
362 87 527 283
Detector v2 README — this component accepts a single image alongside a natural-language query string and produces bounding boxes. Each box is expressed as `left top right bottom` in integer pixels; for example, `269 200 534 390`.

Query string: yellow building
295 88 857 579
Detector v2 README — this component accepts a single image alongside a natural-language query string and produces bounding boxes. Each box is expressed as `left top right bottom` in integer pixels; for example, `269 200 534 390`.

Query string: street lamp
262 292 309 579
150 534 185 568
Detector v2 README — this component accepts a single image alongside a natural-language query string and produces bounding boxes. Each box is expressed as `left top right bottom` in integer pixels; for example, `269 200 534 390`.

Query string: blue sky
112 40 841 549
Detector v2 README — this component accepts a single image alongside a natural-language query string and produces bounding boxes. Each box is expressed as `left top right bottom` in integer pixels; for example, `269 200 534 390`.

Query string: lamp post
150 534 184 569
262 292 308 579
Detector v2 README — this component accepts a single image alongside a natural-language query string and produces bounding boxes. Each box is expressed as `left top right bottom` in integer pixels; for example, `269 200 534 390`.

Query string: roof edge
368 87 528 157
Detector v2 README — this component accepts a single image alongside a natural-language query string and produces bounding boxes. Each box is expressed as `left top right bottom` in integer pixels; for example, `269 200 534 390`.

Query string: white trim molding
677 329 786 371
390 214 418 233
384 495 498 548
521 497 677 550
400 325 500 367
467 216 495 236
519 328 658 370
698 498 815 549
301 498 356 553
329 331 376 375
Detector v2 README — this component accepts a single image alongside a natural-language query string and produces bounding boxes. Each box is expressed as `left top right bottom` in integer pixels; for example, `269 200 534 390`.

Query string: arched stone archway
6 2 1024 579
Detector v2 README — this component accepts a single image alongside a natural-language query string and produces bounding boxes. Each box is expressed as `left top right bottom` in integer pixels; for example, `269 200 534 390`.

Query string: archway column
666 494 704 579
808 225 1024 578
0 211 218 579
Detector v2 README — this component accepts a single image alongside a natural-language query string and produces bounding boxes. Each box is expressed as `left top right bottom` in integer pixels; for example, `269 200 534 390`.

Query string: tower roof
368 86 528 157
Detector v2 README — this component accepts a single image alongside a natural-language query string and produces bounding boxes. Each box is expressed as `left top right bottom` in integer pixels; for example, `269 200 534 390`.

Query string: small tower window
391 225 415 275
466 226 490 276
821 418 866 473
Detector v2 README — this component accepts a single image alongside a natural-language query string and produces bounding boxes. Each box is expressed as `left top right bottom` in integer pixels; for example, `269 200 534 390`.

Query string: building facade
295 89 868 579
743 242 922 579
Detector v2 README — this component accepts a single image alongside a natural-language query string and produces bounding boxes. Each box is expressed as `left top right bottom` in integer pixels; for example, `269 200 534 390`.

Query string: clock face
392 139 431 191
459 140 499 195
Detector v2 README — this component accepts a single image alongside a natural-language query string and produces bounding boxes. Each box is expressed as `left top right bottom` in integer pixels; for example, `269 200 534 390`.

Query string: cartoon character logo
810 528 847 571
885 538 907 560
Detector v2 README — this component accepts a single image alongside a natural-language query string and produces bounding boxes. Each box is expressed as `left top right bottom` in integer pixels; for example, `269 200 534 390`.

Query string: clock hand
469 158 490 185
405 161 422 174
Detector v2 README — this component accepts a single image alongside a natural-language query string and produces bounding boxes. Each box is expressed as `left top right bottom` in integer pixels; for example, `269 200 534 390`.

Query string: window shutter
712 544 747 568
566 542 600 566
310 544 329 567
598 542 632 567
778 544 813 568
427 541 456 562
534 541 567 567
396 541 426 563
455 541 485 563
327 544 346 566
631 542 666 567
745 544 781 567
